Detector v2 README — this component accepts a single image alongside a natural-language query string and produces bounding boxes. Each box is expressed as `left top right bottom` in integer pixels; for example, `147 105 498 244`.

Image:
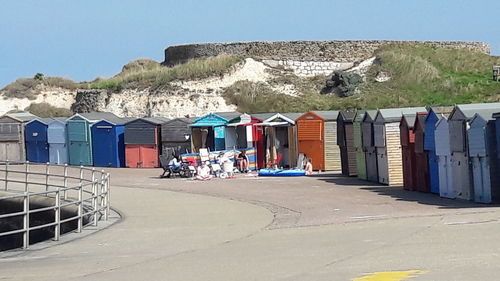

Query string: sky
1 0 499 88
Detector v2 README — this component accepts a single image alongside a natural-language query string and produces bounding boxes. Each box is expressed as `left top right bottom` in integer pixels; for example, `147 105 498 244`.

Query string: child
304 157 313 175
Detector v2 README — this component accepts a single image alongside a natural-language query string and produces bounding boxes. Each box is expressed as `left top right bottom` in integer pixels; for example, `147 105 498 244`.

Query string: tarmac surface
2 168 500 280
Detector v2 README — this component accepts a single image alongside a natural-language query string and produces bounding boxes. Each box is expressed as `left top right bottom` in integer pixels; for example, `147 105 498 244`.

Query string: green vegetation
90 55 243 91
2 43 499 113
1 75 82 100
24 102 72 117
346 43 500 109
226 43 500 112
223 80 334 113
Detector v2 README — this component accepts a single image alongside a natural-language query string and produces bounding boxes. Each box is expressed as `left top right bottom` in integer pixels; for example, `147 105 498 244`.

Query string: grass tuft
90 55 243 91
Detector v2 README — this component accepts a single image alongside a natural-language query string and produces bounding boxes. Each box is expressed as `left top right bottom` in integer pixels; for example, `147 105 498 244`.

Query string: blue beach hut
25 118 52 163
91 117 133 167
67 112 119 166
468 112 499 203
448 103 500 200
424 107 453 194
190 112 240 152
435 116 453 199
47 118 68 164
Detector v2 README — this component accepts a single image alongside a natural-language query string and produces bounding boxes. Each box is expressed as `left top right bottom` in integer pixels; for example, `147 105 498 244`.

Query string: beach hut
0 116 25 161
468 112 499 203
337 110 357 176
92 117 133 168
448 103 500 200
399 114 417 191
353 110 371 180
413 112 431 193
255 113 301 168
496 112 500 161
67 112 120 166
25 118 52 163
296 111 340 171
190 112 241 153
0 112 38 161
47 118 68 165
435 117 453 198
373 107 426 186
225 113 273 169
362 111 378 182
424 107 454 194
225 113 261 150
161 117 196 157
249 113 276 169
125 117 169 168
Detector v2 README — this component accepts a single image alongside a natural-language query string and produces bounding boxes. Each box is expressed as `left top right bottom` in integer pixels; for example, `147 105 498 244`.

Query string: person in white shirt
166 155 182 178
196 161 213 180
169 155 181 171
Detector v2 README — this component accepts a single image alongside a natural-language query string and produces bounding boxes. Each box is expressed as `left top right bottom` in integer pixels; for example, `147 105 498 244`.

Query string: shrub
25 103 73 117
1 78 40 99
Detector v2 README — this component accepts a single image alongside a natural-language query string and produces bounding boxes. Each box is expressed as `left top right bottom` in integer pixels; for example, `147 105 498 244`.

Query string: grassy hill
2 43 499 114
222 43 500 112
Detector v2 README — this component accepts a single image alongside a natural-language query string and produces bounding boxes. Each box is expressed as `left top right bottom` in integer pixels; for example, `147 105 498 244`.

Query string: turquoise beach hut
190 112 240 152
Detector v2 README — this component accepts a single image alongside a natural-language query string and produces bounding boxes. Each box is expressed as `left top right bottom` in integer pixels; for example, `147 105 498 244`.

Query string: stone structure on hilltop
164 40 490 76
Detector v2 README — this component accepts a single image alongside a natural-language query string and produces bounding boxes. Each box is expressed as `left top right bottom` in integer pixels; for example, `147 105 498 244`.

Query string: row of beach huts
0 102 499 202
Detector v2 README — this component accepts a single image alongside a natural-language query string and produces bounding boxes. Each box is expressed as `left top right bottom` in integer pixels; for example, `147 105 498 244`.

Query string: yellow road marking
353 270 426 281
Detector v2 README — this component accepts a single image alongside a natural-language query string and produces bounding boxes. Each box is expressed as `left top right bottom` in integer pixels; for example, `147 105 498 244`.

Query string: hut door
376 147 389 184
2 143 21 162
225 127 238 150
297 120 324 170
214 126 225 151
472 157 491 203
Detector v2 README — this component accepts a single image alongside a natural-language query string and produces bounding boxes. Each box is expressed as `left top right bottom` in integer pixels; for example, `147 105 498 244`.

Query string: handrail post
45 162 50 191
91 168 98 226
104 173 110 220
23 192 30 249
77 166 84 233
25 161 30 192
63 164 68 200
54 187 60 241
99 171 105 215
4 160 9 191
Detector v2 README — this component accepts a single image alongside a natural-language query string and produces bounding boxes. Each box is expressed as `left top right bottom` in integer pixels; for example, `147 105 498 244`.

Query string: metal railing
0 161 110 250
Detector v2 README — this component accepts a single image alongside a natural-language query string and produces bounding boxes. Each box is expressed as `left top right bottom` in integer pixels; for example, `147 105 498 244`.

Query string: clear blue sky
1 0 499 88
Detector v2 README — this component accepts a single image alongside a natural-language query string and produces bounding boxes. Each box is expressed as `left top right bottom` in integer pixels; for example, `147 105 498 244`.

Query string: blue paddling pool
258 168 306 177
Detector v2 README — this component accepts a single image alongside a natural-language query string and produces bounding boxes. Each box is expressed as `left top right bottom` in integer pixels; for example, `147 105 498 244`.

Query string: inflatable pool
258 168 306 177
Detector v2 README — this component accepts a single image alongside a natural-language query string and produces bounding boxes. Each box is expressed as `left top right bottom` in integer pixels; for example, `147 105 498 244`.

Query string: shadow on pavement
312 173 500 209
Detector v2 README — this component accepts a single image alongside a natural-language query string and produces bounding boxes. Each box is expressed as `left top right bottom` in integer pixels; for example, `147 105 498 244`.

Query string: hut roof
376 107 426 123
401 114 417 129
257 113 298 126
76 112 120 122
337 110 356 122
142 117 170 125
213 112 242 121
454 103 500 120
362 110 378 122
250 113 277 121
414 112 428 129
164 117 196 125
280 112 305 121
353 110 366 122
6 112 39 122
312 110 340 121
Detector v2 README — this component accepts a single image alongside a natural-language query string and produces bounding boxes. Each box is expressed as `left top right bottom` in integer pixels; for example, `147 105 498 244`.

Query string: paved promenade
2 169 500 280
